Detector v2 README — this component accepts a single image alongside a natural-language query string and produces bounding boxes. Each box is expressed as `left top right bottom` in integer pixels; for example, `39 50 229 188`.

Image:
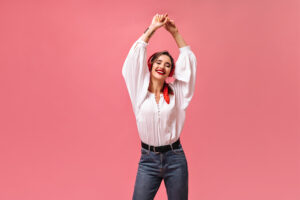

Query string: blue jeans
132 143 188 200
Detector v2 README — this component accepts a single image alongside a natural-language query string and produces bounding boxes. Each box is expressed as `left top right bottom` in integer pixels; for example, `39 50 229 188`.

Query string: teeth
156 70 165 75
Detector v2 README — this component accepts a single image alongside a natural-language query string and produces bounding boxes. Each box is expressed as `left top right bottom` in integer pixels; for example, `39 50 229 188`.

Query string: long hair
147 51 175 104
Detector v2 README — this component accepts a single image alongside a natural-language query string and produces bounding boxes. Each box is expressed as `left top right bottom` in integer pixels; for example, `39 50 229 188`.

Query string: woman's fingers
152 13 172 29
154 13 168 20
158 14 162 21
161 13 169 23
163 16 168 24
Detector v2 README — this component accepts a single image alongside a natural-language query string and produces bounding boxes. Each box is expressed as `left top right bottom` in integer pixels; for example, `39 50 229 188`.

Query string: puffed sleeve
122 38 150 115
170 45 197 110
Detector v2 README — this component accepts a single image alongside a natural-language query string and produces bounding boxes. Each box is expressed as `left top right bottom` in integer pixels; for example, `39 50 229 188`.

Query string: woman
122 13 197 200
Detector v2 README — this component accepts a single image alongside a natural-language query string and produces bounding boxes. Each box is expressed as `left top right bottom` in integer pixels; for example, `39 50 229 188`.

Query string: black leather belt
141 138 181 153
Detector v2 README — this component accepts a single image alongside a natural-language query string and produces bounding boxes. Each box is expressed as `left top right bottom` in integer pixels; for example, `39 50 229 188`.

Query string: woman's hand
163 17 179 35
150 13 169 30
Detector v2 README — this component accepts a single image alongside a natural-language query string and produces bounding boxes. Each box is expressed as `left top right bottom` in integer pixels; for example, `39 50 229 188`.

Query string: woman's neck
148 78 165 94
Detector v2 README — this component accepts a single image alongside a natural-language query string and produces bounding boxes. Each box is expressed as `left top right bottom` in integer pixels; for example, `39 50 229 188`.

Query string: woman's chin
152 75 166 81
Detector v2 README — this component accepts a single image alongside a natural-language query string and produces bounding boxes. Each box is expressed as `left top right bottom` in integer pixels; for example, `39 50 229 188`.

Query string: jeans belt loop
153 145 156 153
170 143 174 151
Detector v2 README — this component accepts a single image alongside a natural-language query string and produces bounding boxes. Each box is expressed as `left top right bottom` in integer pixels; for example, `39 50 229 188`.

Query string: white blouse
122 38 197 146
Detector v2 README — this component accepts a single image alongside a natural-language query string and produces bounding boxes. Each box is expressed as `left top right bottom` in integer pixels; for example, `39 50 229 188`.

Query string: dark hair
147 51 175 95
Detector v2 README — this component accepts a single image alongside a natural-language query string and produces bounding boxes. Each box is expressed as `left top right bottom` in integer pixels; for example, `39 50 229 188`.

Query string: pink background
0 0 299 199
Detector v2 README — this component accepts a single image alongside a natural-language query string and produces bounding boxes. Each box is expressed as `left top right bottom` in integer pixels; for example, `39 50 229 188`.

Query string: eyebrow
156 59 171 65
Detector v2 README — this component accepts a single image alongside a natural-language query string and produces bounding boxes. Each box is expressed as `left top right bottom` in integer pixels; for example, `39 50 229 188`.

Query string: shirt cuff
137 39 149 47
179 45 191 53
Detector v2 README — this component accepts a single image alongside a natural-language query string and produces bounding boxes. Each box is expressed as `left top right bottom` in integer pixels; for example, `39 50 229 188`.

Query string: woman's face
150 55 172 81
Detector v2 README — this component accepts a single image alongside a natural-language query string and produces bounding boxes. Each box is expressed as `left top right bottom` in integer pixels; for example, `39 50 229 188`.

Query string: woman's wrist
143 25 157 36
171 30 179 37
148 24 158 31
141 25 157 43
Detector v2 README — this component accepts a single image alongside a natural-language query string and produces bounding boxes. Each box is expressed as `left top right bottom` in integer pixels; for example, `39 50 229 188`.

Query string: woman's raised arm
122 13 169 115
164 17 188 48
165 18 197 110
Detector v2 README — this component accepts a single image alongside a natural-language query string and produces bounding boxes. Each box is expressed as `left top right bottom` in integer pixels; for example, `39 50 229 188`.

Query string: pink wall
0 0 299 199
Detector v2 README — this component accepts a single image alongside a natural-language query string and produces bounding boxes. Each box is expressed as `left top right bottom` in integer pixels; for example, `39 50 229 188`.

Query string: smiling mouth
156 69 165 75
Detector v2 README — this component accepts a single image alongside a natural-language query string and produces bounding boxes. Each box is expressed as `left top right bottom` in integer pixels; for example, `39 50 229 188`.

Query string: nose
158 64 166 69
